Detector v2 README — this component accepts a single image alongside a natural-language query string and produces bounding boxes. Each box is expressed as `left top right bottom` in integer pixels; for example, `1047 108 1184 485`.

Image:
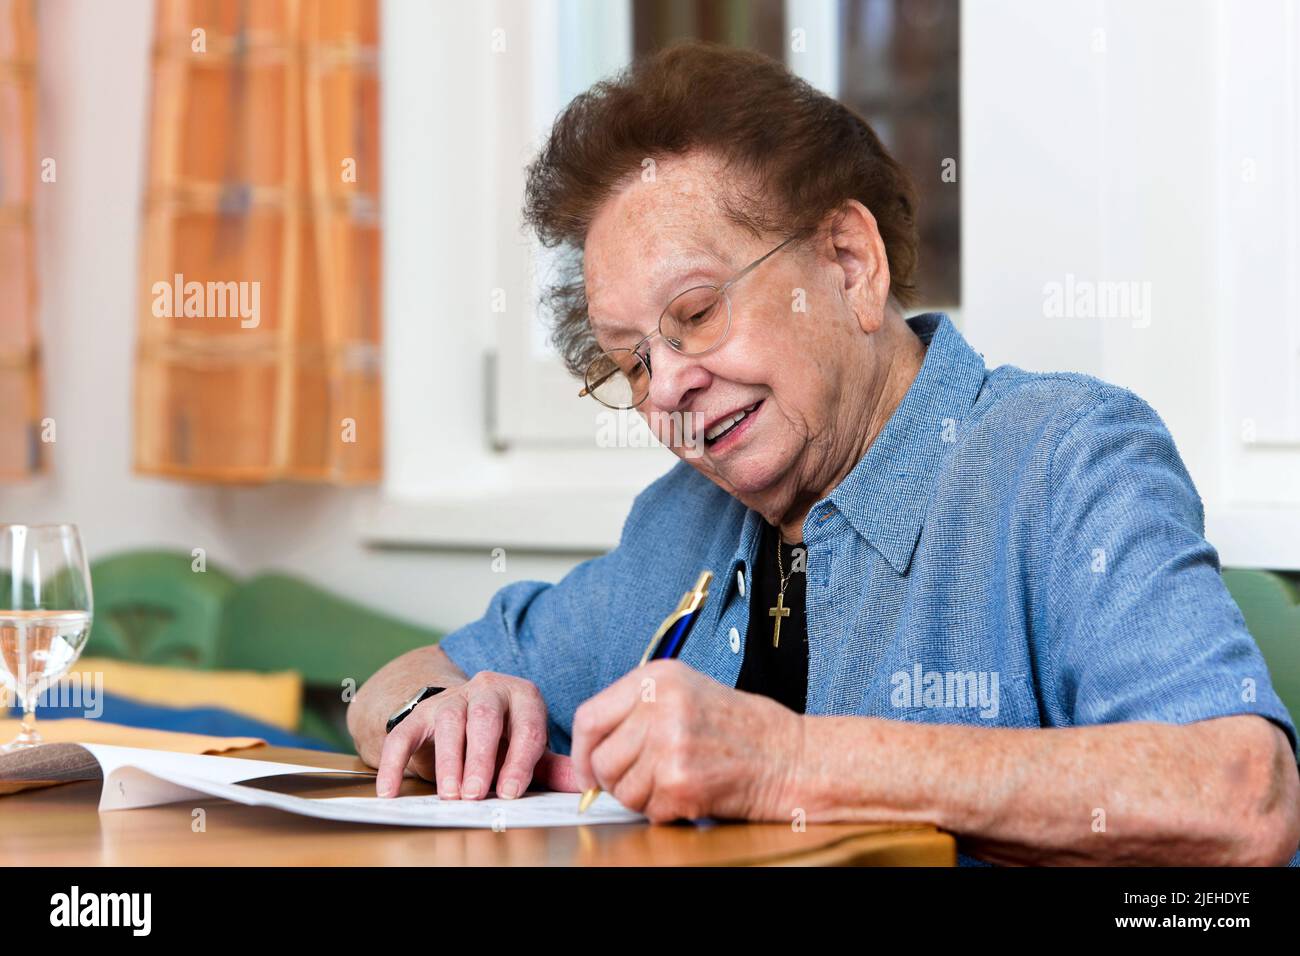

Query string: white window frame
369 0 669 553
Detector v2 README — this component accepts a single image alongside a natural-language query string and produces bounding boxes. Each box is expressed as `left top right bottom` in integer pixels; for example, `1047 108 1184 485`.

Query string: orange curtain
135 0 381 484
0 0 42 481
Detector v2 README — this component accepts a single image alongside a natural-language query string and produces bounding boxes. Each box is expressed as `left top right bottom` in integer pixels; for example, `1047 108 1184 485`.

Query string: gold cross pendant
769 592 790 648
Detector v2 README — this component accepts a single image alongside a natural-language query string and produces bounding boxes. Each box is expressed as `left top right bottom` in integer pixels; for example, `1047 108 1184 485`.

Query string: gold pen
578 570 713 814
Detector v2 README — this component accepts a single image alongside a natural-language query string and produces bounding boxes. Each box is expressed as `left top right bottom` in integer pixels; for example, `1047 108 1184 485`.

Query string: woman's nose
645 341 711 411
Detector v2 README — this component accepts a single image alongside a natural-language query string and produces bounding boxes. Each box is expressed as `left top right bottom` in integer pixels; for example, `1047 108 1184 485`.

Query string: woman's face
583 152 892 522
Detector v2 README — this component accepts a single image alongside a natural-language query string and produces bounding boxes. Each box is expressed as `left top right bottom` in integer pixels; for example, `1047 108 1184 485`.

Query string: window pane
839 0 960 306
633 0 785 59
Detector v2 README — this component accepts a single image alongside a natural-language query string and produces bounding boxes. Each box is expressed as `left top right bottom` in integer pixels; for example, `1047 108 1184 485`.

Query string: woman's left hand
569 658 805 822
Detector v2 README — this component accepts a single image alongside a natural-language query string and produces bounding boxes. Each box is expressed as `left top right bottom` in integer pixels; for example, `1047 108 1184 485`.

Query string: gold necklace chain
775 534 793 594
770 530 794 648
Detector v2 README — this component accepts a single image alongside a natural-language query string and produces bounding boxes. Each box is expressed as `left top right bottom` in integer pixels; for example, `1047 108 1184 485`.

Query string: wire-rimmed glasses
579 236 795 409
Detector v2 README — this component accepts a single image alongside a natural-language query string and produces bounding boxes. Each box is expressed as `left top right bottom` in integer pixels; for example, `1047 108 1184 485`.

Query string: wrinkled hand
570 659 804 822
376 671 578 799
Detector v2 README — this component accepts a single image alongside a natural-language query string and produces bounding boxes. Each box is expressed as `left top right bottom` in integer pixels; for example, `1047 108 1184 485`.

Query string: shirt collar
820 312 987 574
725 312 987 587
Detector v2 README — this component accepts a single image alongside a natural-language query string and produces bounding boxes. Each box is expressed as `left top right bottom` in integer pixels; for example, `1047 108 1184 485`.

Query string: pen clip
639 570 713 665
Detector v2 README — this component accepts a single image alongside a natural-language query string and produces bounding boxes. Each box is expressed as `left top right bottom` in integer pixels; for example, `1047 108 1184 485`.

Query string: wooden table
0 744 955 866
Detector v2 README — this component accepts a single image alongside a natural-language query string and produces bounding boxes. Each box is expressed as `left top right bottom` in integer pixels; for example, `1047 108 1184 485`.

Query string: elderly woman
348 43 1299 865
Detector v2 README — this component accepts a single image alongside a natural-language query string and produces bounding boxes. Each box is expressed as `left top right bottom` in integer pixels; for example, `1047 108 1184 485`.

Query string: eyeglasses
578 236 796 409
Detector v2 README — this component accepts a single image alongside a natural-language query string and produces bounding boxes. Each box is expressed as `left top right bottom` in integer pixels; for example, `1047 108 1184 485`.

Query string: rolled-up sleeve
1044 390 1297 755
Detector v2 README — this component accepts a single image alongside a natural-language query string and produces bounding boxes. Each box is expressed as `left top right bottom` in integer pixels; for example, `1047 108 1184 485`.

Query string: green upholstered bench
1222 568 1300 729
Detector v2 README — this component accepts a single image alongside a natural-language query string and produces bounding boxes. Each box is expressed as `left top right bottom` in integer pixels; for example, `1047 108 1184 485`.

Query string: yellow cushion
68 657 302 731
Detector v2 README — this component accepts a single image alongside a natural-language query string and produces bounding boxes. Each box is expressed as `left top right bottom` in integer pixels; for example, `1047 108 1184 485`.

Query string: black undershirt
735 521 809 713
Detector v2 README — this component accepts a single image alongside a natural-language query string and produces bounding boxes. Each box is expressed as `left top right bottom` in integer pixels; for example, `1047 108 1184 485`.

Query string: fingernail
462 776 483 799
499 778 520 799
440 777 459 798
378 783 395 798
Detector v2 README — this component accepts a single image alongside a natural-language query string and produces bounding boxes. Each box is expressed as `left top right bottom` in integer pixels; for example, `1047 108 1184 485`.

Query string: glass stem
20 698 36 735
7 693 41 748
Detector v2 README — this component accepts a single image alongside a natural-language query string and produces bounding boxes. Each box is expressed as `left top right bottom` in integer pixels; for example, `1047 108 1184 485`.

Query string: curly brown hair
523 40 920 378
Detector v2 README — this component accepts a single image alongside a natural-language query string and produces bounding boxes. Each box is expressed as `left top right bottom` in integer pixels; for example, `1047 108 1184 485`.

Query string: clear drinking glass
0 524 94 751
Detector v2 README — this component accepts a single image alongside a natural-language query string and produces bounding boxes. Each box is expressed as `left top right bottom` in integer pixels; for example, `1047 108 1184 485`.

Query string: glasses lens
585 349 649 409
660 286 728 354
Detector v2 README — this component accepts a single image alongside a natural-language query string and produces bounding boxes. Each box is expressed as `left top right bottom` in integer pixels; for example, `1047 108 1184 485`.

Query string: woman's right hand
375 670 577 799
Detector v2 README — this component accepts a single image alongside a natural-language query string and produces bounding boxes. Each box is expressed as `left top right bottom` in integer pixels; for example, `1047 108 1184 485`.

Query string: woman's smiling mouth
704 400 763 451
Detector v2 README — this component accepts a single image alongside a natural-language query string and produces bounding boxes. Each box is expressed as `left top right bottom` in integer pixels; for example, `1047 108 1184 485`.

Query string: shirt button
736 569 746 596
728 627 741 654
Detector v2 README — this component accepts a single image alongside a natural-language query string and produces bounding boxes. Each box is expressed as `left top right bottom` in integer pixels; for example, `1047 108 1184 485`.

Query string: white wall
963 0 1300 568
0 0 587 635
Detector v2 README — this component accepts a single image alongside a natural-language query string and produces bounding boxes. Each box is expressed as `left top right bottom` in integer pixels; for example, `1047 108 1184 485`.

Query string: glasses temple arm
721 236 796 293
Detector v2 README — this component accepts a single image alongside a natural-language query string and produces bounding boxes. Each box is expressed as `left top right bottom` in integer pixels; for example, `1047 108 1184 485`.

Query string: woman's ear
829 200 891 334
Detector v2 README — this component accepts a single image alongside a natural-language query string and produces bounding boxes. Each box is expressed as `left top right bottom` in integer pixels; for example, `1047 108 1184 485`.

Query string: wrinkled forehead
583 154 750 323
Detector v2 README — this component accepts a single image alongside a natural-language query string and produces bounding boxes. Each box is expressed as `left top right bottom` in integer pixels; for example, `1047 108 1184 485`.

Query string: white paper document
81 744 644 828
315 791 643 827
83 743 375 812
